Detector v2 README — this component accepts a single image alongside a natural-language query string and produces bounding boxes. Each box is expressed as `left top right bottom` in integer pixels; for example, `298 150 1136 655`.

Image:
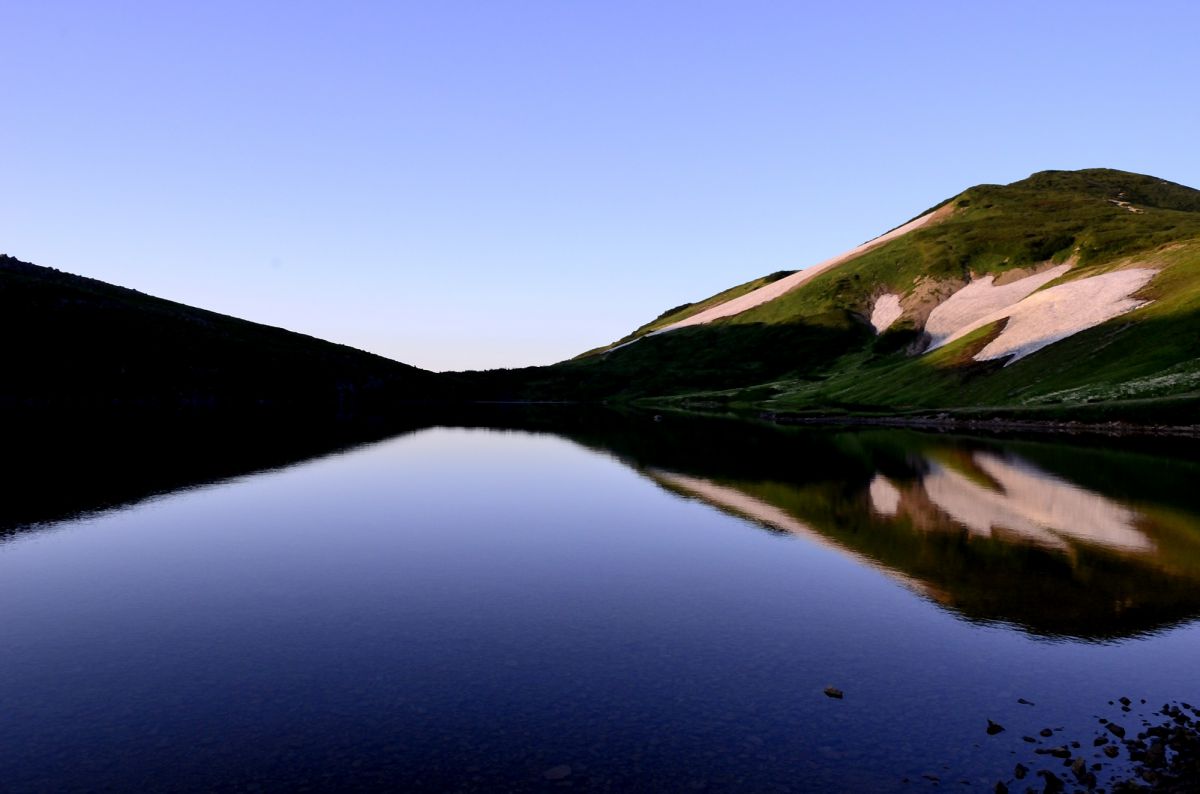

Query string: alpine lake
2 408 1198 792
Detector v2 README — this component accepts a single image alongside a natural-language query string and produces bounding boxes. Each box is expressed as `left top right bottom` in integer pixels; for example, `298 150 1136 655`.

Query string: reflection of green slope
461 408 1200 641
651 467 1200 640
646 470 932 598
14 403 1198 642
838 428 1200 524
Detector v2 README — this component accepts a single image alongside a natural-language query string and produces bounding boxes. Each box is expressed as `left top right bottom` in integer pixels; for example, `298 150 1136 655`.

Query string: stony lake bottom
2 410 1198 792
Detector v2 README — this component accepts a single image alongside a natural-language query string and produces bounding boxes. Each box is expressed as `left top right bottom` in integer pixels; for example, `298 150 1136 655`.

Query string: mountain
0 254 456 416
9 167 1199 424
488 168 1200 420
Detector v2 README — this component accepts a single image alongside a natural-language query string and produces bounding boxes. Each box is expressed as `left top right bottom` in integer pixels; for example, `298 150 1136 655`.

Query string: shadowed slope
0 254 459 415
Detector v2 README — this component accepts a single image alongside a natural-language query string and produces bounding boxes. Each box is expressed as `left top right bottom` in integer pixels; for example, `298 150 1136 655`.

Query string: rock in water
823 686 844 699
1036 769 1065 794
1146 740 1167 767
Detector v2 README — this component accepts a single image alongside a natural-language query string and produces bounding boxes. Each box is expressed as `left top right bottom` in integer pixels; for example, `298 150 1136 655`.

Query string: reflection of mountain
0 414 433 541
624 421 1200 639
649 470 931 599
892 452 1152 553
7 405 1200 641
493 409 1200 642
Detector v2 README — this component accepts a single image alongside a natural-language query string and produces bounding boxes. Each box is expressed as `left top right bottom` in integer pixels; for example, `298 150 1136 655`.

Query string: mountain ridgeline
5 168 1200 423
0 254 461 416
474 168 1200 421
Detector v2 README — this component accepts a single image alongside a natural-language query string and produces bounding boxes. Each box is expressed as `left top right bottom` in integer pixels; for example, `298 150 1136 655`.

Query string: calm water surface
2 413 1199 791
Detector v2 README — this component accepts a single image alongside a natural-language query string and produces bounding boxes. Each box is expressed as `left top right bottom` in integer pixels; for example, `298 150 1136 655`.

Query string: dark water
2 411 1199 792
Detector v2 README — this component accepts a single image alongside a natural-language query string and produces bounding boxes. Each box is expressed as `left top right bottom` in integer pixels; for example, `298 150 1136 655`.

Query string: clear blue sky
4 1 1198 371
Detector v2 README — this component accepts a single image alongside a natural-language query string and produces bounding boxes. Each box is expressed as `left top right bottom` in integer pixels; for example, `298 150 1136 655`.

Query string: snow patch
869 294 903 334
657 204 952 333
973 269 1156 363
925 265 1071 351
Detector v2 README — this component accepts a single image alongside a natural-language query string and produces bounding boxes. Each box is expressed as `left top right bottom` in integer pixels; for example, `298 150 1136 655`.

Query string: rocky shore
985 698 1200 792
765 412 1200 439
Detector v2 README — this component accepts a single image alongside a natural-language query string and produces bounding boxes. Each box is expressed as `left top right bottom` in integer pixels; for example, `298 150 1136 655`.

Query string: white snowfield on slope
924 265 1073 349
869 293 903 334
973 269 1157 363
927 267 1156 364
655 204 954 332
632 198 1157 364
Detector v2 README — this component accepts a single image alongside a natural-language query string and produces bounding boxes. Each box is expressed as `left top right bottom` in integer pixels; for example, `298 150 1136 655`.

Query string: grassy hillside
496 168 1200 418
463 311 871 401
574 269 797 358
725 169 1200 329
763 242 1200 412
0 254 458 415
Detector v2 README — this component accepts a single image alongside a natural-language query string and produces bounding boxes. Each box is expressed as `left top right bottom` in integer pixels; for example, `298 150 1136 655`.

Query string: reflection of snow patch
870 294 903 334
926 265 1071 350
657 205 950 332
924 467 1065 548
922 452 1151 553
869 475 901 515
648 470 927 593
649 472 816 536
973 269 1156 363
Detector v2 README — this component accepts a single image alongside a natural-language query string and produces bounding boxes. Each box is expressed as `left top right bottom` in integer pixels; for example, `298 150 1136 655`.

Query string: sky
3 1 1199 372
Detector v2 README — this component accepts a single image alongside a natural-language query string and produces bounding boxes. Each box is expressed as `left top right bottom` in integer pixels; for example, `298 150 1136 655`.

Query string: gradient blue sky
4 1 1198 371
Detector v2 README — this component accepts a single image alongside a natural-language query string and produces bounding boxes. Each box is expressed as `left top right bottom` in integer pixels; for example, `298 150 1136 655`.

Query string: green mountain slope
574 268 797 358
503 168 1200 418
0 254 456 415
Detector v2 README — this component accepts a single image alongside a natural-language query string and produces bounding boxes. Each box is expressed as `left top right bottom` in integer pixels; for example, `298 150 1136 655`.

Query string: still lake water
2 411 1199 791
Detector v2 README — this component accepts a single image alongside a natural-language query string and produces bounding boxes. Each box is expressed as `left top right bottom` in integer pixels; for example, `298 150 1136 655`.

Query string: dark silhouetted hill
0 254 457 416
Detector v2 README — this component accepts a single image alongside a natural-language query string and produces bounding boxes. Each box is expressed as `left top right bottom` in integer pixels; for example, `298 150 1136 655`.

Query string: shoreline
758 410 1200 438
